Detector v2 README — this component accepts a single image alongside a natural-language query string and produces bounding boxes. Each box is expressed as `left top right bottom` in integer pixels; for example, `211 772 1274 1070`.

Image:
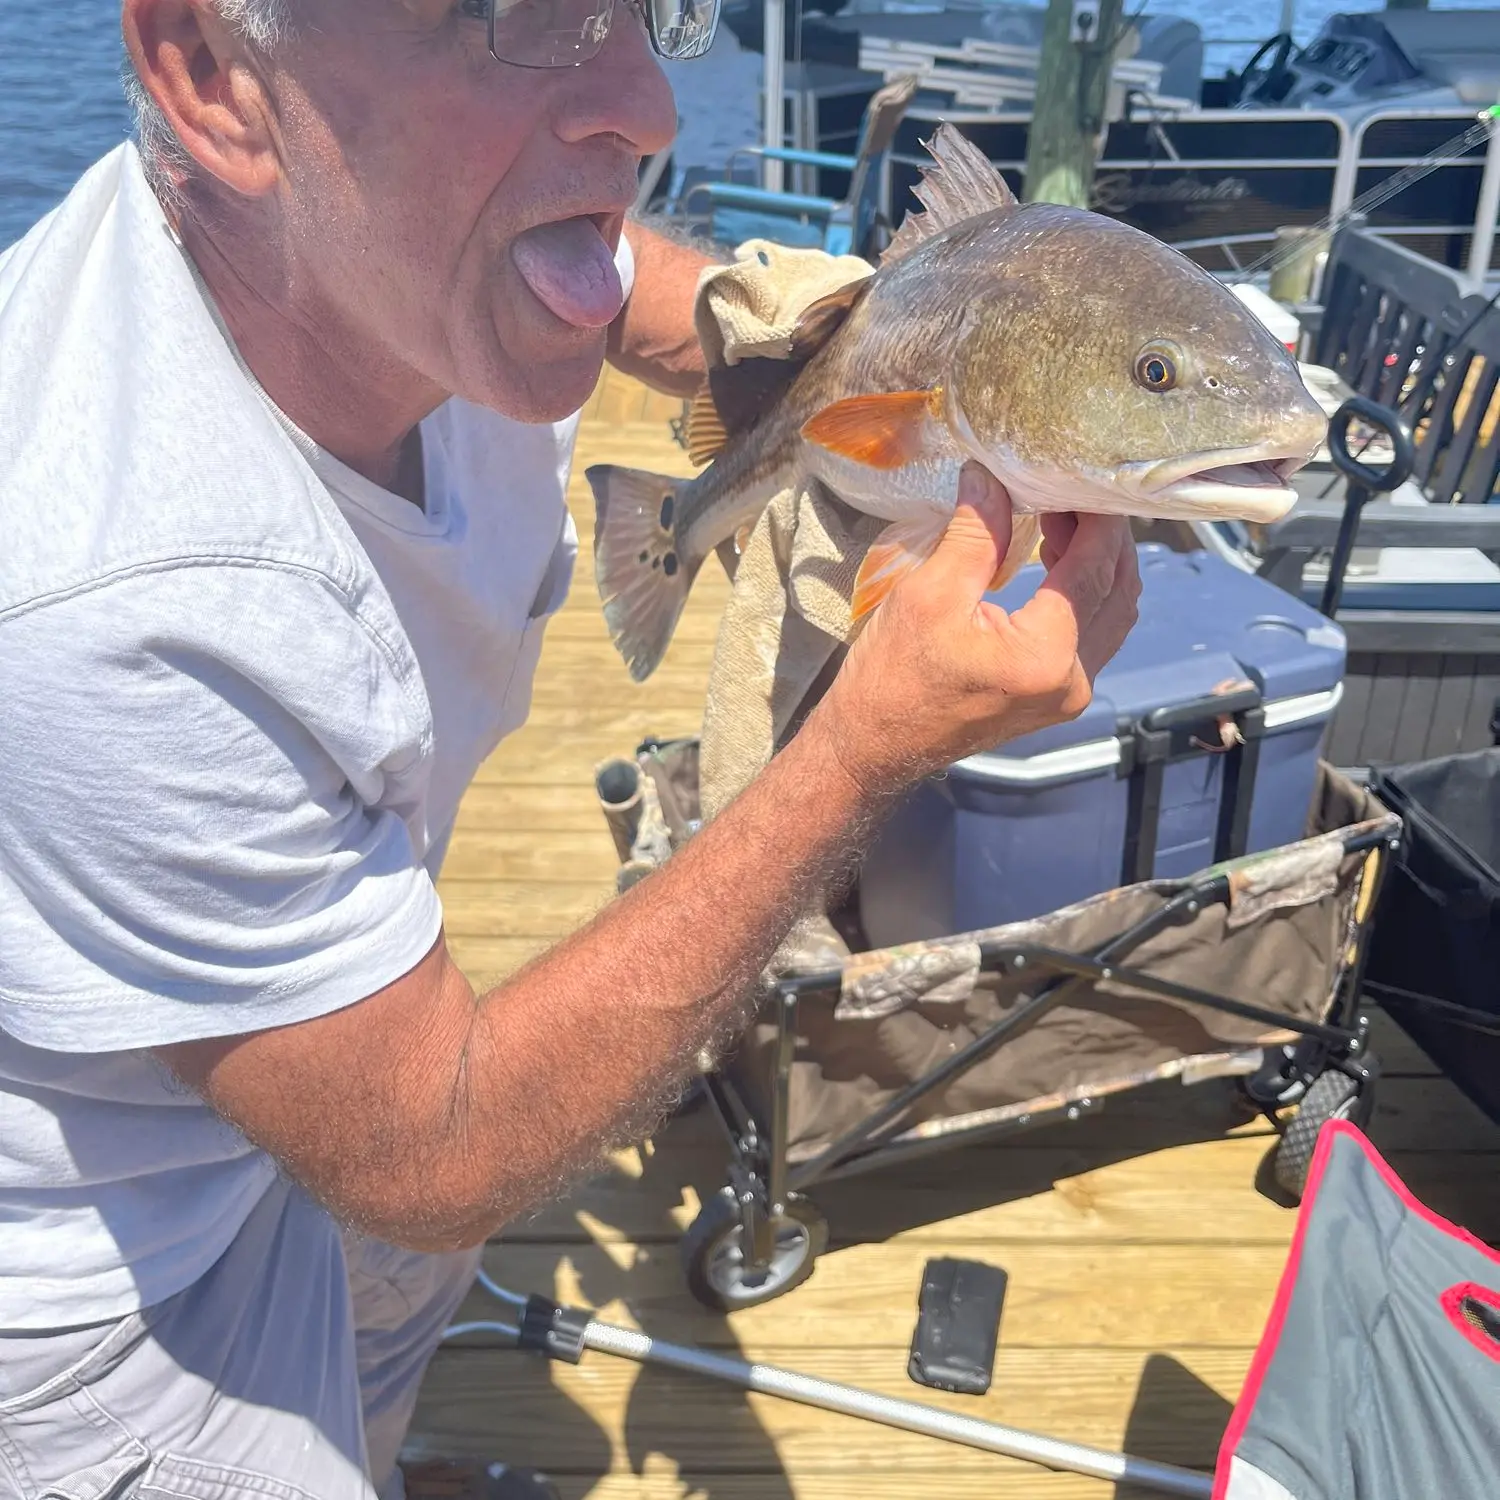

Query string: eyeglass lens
486 0 720 67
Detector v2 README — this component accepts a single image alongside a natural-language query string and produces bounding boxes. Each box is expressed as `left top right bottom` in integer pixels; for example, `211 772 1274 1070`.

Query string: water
0 0 1494 248
0 5 133 250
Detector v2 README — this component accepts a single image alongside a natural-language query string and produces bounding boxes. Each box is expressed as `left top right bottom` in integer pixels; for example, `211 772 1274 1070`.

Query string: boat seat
682 72 919 260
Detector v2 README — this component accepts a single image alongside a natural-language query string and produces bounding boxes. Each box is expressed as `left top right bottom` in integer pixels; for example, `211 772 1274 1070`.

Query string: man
0 1 1140 1497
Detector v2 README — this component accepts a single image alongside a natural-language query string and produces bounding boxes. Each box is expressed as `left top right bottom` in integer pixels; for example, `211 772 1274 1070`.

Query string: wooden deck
413 369 1500 1499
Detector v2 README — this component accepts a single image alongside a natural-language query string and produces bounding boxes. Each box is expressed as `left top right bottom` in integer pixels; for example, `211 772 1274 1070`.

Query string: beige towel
693 239 874 371
693 248 887 814
691 244 891 971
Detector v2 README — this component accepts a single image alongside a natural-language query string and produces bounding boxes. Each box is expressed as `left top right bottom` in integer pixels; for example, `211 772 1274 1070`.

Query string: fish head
947 209 1328 523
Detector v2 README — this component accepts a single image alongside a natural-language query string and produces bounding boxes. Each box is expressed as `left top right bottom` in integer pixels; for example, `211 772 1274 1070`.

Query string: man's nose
554 5 679 157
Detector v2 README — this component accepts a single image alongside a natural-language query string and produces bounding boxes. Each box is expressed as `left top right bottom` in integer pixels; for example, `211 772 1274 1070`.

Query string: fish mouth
1125 444 1314 522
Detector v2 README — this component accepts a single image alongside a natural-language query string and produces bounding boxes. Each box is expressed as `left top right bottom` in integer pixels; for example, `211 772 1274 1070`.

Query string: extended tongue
511 217 623 329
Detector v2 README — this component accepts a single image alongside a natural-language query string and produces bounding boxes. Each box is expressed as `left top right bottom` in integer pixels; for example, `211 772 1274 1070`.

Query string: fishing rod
1244 104 1500 281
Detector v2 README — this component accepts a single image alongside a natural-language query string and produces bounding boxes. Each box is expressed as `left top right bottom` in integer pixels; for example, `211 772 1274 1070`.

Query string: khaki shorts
0 1177 482 1500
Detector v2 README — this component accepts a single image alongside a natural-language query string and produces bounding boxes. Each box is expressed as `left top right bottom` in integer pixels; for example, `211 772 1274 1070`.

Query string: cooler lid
961 544 1347 774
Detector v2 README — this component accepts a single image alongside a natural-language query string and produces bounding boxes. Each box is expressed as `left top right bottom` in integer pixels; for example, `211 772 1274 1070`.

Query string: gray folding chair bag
1214 1120 1500 1498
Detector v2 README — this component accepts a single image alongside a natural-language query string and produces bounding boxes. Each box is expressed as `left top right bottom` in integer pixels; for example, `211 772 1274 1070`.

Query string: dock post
1023 0 1125 209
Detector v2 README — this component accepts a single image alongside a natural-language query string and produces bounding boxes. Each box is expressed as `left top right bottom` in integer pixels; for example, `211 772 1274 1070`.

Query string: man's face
261 0 677 422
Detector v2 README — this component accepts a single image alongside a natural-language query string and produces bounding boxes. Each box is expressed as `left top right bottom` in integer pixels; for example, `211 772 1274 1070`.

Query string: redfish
588 125 1326 682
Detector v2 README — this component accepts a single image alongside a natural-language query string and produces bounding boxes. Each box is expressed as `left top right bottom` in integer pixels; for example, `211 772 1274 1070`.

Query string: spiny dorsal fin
882 123 1021 267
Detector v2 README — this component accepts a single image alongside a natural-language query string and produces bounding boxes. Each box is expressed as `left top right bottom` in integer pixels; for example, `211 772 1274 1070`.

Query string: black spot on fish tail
587 462 699 683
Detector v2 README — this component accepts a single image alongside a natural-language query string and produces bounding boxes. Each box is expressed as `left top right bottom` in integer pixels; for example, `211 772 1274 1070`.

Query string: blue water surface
0 0 1493 250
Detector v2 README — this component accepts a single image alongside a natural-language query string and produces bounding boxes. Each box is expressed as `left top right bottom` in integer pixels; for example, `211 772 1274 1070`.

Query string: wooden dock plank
499 1124 1500 1248
416 368 1499 1497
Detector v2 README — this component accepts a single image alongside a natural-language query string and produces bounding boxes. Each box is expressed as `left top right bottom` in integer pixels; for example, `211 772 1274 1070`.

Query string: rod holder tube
595 758 644 864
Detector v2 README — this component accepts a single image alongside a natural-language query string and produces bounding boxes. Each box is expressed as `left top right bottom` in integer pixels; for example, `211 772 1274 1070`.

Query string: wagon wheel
1240 1039 1322 1113
681 1189 828 1312
1272 1061 1378 1200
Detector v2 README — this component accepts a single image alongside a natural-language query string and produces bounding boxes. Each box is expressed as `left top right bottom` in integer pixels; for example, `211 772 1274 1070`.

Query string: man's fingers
916 463 1014 605
1033 513 1129 636
1039 512 1077 571
1077 532 1142 680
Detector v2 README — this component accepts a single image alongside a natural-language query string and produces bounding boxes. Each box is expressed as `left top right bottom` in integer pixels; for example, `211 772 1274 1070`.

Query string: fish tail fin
587 465 701 682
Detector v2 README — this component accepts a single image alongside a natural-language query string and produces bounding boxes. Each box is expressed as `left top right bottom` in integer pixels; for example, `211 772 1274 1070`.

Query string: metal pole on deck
1280 0 1297 32
445 1276 1216 1500
761 0 785 193
1469 109 1500 293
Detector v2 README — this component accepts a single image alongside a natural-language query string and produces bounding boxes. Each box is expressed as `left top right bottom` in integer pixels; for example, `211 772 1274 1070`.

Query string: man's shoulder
0 145 373 621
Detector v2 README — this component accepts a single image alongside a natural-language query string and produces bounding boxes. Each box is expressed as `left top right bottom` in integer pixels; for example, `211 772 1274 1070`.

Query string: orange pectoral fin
851 515 949 622
801 390 939 470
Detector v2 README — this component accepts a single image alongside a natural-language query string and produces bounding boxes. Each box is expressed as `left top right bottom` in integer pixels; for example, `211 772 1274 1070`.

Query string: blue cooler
858 544 1348 947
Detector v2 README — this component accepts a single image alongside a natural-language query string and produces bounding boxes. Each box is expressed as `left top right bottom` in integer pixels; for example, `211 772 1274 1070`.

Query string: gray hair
123 1 293 209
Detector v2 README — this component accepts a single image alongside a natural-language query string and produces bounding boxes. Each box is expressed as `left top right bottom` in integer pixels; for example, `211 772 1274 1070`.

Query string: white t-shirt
0 144 634 1329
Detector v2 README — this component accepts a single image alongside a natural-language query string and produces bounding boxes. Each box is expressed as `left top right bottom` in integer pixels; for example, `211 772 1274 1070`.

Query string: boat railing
873 102 1494 281
854 34 1194 116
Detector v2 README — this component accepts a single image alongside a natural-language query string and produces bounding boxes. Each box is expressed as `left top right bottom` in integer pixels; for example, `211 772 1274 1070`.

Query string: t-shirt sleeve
0 564 444 1054
615 227 637 305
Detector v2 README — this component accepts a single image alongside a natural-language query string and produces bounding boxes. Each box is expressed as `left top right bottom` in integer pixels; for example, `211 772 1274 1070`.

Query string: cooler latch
1116 683 1267 886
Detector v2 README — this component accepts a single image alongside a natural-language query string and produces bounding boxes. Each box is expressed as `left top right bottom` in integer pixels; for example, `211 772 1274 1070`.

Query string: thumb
920 463 1014 601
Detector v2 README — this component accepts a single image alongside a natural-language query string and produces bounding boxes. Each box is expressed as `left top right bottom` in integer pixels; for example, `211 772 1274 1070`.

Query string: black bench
1302 227 1499 507
1254 237 1500 767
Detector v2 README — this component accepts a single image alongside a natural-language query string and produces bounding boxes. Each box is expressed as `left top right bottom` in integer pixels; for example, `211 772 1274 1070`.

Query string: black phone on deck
906 1256 1008 1396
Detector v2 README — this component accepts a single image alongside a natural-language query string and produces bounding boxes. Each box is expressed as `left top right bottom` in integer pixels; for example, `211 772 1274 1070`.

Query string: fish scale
587 124 1328 685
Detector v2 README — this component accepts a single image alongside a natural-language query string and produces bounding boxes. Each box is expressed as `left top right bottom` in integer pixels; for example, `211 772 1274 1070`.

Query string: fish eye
1134 344 1180 393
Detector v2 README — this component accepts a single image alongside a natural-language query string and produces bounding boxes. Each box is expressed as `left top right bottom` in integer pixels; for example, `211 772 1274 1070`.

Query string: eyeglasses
461 0 720 69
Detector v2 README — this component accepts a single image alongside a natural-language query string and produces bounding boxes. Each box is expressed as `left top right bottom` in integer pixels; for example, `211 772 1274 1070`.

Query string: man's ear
122 0 282 198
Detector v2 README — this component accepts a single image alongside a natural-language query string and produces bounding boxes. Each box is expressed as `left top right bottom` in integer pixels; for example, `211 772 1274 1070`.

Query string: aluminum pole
445 1277 1216 1499
582 1319 1215 1499
1468 111 1500 293
761 0 785 193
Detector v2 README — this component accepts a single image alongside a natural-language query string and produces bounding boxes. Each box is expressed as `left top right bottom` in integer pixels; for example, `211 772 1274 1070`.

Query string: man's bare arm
605 219 715 397
156 476 1140 1253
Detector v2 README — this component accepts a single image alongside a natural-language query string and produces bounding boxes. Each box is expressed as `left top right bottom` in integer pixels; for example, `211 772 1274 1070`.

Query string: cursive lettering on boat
1091 173 1253 214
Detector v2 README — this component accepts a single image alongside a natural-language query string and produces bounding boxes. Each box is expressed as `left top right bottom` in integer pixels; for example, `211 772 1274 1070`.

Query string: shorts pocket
137 1455 324 1500
0 1314 152 1500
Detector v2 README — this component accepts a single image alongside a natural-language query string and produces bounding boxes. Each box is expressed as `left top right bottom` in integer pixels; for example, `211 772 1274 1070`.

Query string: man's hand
159 463 1140 1255
810 463 1140 798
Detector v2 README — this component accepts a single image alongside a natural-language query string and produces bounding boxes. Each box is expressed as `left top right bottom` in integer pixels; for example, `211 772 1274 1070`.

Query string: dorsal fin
882 123 1021 267
683 386 728 466
686 278 873 465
